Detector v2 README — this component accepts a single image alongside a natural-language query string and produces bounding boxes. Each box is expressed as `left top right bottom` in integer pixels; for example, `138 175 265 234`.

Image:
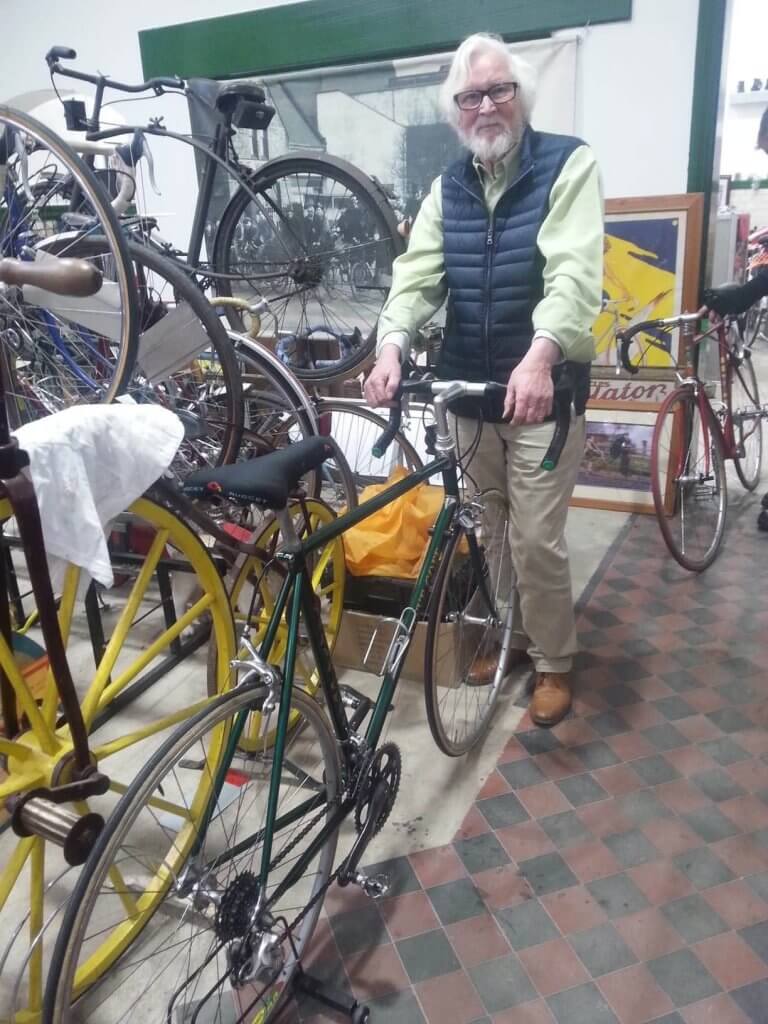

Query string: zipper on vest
483 217 495 379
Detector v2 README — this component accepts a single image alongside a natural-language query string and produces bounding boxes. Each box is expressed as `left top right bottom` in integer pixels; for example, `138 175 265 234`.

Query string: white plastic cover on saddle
12 405 184 588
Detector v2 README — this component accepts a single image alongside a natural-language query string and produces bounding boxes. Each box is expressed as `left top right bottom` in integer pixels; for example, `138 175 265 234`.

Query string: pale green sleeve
532 145 604 363
375 175 447 361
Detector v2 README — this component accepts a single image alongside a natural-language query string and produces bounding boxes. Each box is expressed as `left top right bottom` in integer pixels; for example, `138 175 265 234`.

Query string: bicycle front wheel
727 347 763 490
0 106 137 421
424 489 513 756
44 684 342 1024
652 389 728 571
213 153 403 383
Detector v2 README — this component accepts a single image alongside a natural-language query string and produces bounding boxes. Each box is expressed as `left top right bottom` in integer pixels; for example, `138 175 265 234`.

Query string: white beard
458 121 524 165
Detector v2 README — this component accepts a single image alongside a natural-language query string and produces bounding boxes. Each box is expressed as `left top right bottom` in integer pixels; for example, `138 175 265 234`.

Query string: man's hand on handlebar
503 337 559 425
364 344 402 407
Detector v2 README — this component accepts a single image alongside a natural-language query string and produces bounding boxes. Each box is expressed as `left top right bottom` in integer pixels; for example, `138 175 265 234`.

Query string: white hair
438 33 538 127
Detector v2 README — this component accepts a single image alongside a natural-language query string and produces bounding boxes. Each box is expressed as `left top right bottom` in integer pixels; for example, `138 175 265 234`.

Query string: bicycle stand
292 965 371 1022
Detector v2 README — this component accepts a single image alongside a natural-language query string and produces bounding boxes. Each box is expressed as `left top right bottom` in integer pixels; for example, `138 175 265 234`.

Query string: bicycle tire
44 683 341 1024
0 105 138 409
48 237 243 470
424 488 513 756
212 152 404 384
651 388 728 572
727 347 763 491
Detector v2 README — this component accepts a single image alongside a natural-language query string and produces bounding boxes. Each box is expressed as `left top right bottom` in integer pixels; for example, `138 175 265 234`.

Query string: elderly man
365 32 603 728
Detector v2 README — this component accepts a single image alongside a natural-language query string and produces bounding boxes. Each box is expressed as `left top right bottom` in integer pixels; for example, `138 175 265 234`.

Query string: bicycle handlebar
0 256 103 297
46 46 184 95
617 314 700 376
373 373 572 472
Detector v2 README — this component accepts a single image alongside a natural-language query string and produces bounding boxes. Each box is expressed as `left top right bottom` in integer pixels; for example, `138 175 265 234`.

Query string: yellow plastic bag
344 467 445 578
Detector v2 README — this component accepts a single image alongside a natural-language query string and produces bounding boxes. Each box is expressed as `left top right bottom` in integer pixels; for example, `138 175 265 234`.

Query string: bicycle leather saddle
215 81 275 130
181 437 334 509
703 274 768 317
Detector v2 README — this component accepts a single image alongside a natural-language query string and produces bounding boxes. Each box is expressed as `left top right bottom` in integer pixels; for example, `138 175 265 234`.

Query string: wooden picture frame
591 193 704 396
571 407 657 515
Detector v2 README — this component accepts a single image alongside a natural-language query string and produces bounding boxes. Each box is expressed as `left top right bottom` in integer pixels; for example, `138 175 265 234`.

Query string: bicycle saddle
703 273 768 317
215 81 274 130
181 437 334 509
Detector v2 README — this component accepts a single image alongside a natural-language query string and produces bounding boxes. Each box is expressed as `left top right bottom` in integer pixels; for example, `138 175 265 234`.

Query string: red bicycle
618 312 765 571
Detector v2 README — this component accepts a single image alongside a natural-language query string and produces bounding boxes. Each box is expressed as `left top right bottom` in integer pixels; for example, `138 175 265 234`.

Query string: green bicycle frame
191 446 499 901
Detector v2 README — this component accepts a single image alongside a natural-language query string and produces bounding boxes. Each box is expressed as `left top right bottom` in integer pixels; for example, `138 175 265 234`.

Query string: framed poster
591 194 704 390
571 408 657 515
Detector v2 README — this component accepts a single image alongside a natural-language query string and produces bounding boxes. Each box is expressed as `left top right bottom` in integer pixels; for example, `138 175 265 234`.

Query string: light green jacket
377 140 604 365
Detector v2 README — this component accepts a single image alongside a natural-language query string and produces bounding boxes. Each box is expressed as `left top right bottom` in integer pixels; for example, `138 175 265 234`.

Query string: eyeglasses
453 81 518 111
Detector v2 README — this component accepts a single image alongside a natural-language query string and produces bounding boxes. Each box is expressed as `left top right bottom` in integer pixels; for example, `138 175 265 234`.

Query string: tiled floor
278 511 768 1024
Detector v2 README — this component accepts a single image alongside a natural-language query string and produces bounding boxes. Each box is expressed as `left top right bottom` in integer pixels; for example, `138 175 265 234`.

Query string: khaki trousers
452 413 586 674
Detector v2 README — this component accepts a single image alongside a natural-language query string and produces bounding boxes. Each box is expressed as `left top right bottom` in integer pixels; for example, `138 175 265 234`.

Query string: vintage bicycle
618 311 765 570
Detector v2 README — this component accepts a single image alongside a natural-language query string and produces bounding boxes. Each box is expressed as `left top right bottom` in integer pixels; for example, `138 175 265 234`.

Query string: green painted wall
140 0 632 80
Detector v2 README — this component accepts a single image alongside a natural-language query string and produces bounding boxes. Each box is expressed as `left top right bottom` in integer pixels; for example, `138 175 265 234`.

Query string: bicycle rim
424 489 512 755
0 106 137 418
44 685 341 1024
651 389 728 571
728 349 763 490
212 153 403 383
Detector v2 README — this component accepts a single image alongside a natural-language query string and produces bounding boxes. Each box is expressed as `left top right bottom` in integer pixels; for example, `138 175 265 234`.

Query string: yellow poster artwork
593 213 686 369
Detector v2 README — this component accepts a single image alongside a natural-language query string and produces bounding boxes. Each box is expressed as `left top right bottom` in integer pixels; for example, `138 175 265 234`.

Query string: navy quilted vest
437 126 584 410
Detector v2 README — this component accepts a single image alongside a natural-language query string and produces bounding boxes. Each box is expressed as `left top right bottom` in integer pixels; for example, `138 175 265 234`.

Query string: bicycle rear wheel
727 347 763 491
44 684 342 1024
651 389 728 571
0 106 137 419
424 489 512 756
212 153 403 384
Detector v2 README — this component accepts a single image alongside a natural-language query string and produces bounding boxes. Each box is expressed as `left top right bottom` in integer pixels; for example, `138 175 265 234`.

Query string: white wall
721 0 768 180
565 0 700 199
3 0 700 207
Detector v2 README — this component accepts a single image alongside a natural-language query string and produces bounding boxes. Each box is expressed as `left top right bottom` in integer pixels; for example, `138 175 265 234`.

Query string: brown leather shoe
530 673 572 726
466 648 531 686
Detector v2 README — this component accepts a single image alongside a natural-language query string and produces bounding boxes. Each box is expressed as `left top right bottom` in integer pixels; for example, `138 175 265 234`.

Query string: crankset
338 742 401 886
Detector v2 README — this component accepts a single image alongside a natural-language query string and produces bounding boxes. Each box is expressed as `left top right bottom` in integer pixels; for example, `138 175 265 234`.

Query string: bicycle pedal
352 872 391 897
352 871 390 900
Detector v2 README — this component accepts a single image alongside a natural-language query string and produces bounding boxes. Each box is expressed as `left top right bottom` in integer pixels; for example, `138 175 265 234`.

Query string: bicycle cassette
354 742 401 837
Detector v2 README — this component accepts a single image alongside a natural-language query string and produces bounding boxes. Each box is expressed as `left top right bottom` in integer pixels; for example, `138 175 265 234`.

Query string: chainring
353 742 402 837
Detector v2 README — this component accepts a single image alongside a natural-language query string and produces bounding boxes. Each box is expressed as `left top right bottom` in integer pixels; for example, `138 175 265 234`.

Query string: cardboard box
334 609 456 683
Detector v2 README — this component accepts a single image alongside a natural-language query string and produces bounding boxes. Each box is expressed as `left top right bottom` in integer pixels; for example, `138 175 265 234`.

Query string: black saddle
182 437 334 509
215 81 274 130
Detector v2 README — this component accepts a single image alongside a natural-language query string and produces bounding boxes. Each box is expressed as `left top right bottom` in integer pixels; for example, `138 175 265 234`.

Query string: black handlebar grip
46 46 77 65
540 391 571 471
617 329 641 376
372 390 404 458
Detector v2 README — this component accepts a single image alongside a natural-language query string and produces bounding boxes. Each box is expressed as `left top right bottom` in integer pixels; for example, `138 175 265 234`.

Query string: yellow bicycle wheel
0 496 236 1023
226 497 345 751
